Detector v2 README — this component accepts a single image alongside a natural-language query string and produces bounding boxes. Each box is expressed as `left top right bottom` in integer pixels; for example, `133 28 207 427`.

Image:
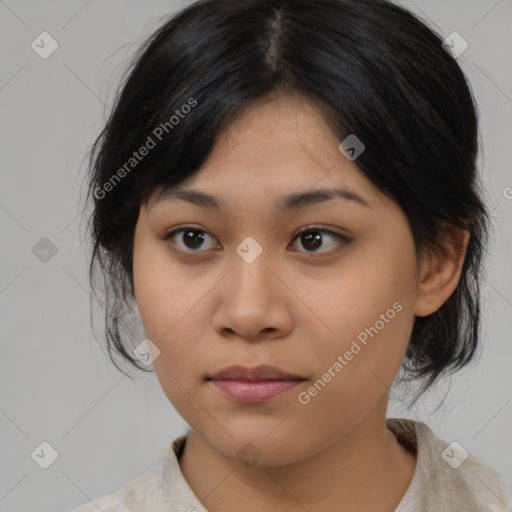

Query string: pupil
303 231 322 251
184 230 204 249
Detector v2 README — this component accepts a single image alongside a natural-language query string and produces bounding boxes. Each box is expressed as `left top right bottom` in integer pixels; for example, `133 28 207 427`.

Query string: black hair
81 0 490 405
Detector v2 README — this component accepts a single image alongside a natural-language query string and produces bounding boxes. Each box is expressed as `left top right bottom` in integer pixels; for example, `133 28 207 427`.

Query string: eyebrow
153 185 370 212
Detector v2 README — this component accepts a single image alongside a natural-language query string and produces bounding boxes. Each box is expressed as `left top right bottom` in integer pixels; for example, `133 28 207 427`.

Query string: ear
414 225 470 317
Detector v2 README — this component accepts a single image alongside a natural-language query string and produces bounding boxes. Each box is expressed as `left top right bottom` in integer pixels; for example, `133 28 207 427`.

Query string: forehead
147 94 388 213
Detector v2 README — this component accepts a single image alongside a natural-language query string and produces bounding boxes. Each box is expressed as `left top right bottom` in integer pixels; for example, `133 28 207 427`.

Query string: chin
202 426 318 468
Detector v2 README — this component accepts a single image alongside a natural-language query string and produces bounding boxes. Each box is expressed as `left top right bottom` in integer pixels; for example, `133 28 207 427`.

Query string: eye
289 227 350 254
163 225 350 255
164 226 219 253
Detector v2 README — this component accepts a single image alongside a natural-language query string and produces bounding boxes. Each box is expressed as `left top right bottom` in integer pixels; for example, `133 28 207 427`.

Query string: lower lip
210 379 304 403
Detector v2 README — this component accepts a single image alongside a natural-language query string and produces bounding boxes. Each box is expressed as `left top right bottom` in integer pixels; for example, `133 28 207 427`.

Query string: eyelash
163 225 350 256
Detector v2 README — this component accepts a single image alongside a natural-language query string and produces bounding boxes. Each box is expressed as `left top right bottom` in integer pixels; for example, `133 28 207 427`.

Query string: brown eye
290 228 350 254
163 225 349 256
164 227 219 252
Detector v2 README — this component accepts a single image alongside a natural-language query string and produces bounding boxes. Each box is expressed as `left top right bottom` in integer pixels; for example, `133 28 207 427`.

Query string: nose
211 247 293 342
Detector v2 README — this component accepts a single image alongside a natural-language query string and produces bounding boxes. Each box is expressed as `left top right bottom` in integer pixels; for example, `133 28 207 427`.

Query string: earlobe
413 227 470 317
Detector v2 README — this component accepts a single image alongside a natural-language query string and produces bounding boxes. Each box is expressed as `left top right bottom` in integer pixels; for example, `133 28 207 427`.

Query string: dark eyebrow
153 185 370 212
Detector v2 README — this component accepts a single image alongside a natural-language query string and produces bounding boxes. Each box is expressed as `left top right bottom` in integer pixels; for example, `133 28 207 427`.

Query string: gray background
0 1 511 510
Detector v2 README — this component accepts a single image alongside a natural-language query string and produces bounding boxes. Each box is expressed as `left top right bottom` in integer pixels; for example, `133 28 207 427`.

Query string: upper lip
207 364 306 381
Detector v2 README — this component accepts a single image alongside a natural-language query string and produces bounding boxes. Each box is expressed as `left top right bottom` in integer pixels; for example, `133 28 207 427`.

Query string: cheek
133 237 204 338
297 294 414 436
134 267 207 367
134 259 211 416
303 236 417 404
132 241 218 392
318 239 416 340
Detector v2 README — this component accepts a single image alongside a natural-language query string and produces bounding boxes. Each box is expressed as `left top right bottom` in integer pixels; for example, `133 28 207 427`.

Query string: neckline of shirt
160 418 426 512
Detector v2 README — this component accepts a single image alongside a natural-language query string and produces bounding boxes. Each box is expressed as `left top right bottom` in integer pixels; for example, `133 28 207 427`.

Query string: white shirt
69 418 512 511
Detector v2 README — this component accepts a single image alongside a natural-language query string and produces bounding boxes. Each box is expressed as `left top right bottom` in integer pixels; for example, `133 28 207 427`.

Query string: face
132 93 422 466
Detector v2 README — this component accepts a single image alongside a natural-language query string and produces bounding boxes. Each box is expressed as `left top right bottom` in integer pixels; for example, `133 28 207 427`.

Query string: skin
132 92 469 511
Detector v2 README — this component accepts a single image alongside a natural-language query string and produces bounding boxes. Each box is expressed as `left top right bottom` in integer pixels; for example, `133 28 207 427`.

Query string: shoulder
388 418 512 512
67 446 178 512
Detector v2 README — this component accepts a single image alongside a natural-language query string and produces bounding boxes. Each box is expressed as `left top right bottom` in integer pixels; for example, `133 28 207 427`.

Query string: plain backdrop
0 1 511 510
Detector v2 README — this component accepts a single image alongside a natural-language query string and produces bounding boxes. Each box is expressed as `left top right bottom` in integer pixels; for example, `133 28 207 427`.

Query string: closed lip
207 364 306 381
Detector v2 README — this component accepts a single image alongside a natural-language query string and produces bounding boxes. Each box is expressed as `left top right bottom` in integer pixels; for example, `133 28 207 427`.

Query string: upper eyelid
164 224 346 238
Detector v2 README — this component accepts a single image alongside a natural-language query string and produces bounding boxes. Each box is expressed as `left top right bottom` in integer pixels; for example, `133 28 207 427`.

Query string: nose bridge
230 235 275 304
212 234 292 338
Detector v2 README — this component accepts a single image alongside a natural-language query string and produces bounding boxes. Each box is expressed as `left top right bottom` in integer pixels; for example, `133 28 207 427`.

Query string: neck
178 400 416 512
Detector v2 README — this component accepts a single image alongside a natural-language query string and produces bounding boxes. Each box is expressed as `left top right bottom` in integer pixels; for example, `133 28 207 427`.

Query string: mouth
206 364 307 403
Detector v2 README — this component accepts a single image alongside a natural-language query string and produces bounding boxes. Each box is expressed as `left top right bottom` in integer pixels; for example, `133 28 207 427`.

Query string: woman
72 0 511 510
